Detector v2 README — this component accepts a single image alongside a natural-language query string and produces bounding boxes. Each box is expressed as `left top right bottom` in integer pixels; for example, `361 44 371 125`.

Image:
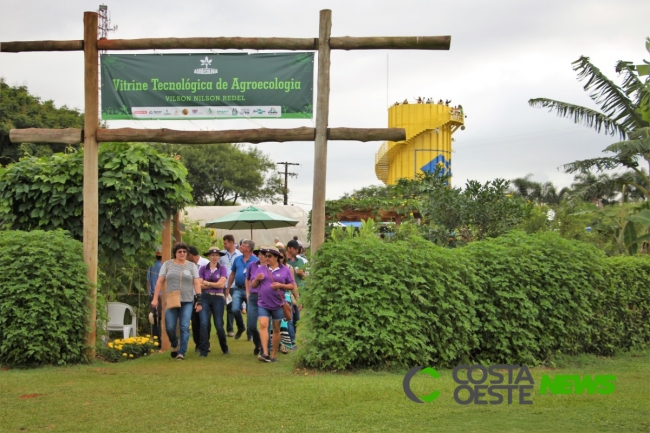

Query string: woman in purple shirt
251 246 296 363
198 247 228 357
246 246 267 356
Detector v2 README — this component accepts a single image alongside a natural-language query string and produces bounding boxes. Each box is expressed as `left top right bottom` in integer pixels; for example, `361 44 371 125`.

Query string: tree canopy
155 143 283 205
0 142 192 261
0 78 84 165
324 171 525 246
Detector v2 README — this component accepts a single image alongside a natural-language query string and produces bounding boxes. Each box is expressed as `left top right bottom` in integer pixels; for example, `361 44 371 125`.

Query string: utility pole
277 162 299 205
97 5 117 122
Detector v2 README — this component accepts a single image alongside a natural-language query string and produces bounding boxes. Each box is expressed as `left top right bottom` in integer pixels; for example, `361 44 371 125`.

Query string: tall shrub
591 256 650 353
297 236 478 370
299 231 650 371
459 231 605 364
0 230 89 366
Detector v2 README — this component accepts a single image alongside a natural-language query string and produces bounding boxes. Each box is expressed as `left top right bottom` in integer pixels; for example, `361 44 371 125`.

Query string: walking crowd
148 235 308 363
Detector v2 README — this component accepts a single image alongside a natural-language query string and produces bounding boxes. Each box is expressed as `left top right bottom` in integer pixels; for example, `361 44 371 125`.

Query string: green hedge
297 236 478 370
0 230 89 366
592 256 650 354
297 232 650 370
459 232 604 365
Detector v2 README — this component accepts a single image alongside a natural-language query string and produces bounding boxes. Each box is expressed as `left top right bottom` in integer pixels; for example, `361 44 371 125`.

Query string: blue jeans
200 294 228 355
247 293 261 350
230 288 247 333
165 301 193 356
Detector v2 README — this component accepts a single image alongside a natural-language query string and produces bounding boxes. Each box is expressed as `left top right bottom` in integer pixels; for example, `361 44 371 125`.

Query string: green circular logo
403 366 441 403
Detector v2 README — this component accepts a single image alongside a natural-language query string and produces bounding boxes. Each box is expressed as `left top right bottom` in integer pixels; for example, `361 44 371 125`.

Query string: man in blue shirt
226 239 258 340
147 246 164 341
220 234 242 336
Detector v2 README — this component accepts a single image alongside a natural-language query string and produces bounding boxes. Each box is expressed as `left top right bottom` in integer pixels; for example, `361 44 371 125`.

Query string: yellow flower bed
100 335 159 363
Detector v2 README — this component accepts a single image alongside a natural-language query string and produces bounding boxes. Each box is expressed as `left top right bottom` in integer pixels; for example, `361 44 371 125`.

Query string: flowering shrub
98 335 159 363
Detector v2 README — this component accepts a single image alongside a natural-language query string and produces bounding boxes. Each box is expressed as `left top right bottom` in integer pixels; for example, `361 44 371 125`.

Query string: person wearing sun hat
246 245 268 356
251 246 296 362
151 242 202 360
198 247 229 357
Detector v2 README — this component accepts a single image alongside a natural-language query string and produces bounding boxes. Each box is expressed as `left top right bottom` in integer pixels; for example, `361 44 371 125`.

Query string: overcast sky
1 0 649 211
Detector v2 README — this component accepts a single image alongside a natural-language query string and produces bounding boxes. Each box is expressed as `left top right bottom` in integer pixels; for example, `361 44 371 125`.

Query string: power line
277 161 299 205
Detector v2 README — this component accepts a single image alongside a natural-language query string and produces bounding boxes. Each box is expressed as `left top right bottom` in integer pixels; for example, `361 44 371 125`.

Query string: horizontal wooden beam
0 40 83 52
9 127 406 144
9 128 83 144
330 36 450 50
1 36 450 53
99 37 317 51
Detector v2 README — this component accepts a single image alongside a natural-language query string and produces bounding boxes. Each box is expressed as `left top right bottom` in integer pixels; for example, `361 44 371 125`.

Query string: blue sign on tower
421 154 450 176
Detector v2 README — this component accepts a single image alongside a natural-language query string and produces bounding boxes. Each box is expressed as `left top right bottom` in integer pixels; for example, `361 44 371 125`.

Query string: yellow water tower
375 102 464 185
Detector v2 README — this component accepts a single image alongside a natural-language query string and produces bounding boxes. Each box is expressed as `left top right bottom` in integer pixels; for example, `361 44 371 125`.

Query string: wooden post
160 214 172 351
82 12 99 360
310 9 332 255
173 211 182 243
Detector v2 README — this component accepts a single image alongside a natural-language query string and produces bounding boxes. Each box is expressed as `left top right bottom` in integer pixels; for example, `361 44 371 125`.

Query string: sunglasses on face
263 254 275 258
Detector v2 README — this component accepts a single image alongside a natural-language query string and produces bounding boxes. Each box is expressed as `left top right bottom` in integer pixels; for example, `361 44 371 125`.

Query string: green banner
100 53 314 120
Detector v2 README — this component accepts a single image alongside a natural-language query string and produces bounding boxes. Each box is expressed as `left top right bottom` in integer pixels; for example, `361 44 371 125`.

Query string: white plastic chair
106 302 137 339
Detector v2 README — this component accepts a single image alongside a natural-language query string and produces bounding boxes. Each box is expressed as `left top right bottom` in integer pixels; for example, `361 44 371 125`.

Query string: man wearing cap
187 245 209 352
147 246 164 342
226 239 258 340
286 240 307 348
219 235 242 337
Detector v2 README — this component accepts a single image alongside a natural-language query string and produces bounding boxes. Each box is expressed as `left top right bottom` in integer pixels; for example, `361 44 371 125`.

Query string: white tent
184 205 309 248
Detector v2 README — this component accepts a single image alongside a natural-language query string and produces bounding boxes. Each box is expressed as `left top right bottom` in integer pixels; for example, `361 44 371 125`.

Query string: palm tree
510 174 543 202
569 172 619 207
510 174 570 205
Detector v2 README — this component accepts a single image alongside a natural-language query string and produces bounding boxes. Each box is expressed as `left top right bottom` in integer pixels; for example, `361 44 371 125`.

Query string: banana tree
576 190 650 255
529 39 650 139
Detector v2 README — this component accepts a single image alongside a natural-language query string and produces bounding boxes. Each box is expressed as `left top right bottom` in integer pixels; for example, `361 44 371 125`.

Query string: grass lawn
1 335 648 433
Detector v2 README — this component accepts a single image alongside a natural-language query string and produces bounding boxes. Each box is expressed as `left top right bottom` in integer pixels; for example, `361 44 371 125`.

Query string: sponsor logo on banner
192 109 199 114
182 109 189 115
216 109 230 115
268 108 278 115
133 110 148 115
232 108 238 115
240 109 250 115
164 109 171 116
194 56 218 75
253 109 265 114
